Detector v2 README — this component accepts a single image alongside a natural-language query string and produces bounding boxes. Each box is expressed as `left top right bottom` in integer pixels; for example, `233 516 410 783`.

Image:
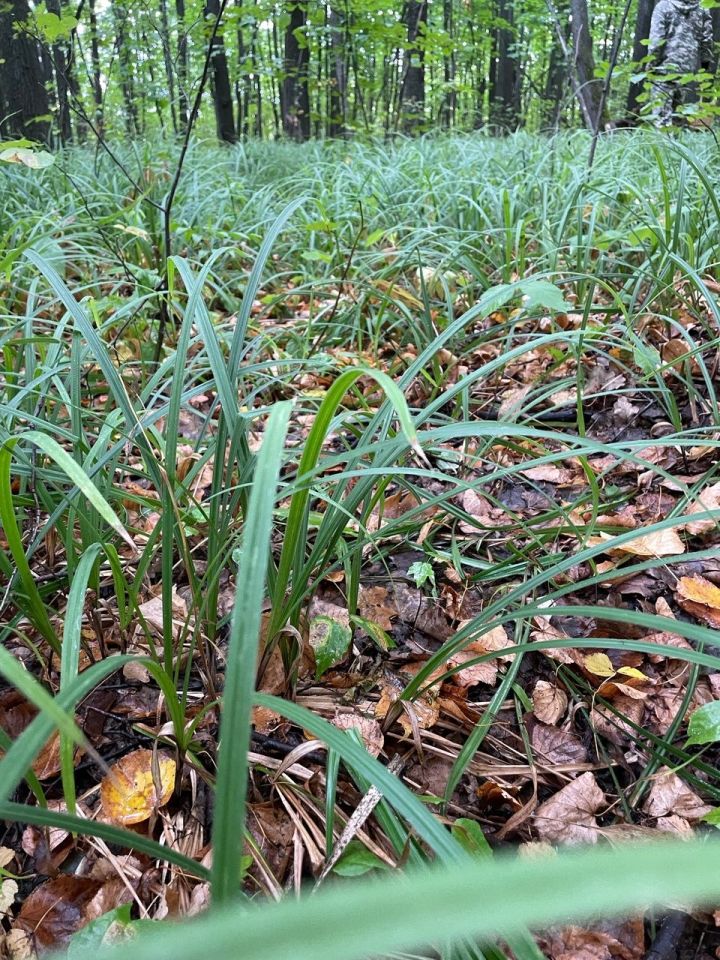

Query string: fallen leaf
0 878 17 915
532 681 568 725
676 575 720 628
593 528 685 558
643 767 712 820
357 585 396 631
100 749 176 826
531 722 588 765
448 625 514 689
308 615 352 678
683 482 720 535
17 876 101 949
583 653 615 678
331 714 384 757
534 772 605 845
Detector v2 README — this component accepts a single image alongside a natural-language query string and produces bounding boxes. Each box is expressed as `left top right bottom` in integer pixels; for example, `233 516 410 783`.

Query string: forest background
1 0 713 146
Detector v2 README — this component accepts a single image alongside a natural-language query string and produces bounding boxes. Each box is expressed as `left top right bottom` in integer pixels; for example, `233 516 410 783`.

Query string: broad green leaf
518 280 571 313
332 840 388 877
309 615 352 677
67 905 134 958
0 147 54 169
451 818 493 859
686 700 720 746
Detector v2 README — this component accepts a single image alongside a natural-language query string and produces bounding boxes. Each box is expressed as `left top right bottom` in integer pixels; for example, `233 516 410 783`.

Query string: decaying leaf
0 879 17 915
676 574 720 628
643 767 712 821
532 681 568 725
448 625 514 689
331 714 384 757
683 481 720 535
308 615 352 678
592 528 685 558
100 749 176 826
16 876 102 949
534 772 605 845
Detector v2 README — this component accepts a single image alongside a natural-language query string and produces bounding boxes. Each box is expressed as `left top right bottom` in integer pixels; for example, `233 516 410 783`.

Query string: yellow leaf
617 666 647 681
100 749 175 826
584 653 616 677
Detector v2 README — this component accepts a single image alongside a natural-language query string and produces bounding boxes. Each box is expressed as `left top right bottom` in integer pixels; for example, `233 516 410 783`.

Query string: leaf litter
6 238 720 959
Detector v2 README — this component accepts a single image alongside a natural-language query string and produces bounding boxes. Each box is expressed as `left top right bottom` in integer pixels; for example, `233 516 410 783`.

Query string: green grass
2 128 720 958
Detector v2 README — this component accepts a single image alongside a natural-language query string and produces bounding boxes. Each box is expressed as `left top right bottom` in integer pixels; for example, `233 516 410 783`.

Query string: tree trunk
543 11 568 128
0 0 51 141
87 0 104 131
489 0 518 131
569 0 603 129
205 0 236 142
45 0 73 142
281 0 310 140
158 0 178 133
176 0 189 130
441 0 456 128
328 5 347 136
626 0 654 116
400 0 427 132
112 0 139 138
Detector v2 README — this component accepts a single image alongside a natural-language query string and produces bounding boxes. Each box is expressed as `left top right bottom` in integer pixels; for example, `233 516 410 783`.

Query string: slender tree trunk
282 0 310 140
626 0 654 116
45 0 73 142
176 0 189 130
87 0 104 131
112 0 139 137
205 0 236 141
543 9 568 128
158 0 178 133
569 0 603 129
489 0 518 131
0 0 51 141
441 0 456 128
400 0 427 132
328 5 347 136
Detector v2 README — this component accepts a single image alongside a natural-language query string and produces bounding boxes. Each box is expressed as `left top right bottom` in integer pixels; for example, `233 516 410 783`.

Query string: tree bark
205 0 236 142
175 0 189 129
158 0 178 133
87 0 104 131
0 0 51 141
400 0 427 132
489 0 519 130
45 0 73 142
281 0 310 140
328 5 347 136
569 0 603 129
626 0 654 116
441 0 456 128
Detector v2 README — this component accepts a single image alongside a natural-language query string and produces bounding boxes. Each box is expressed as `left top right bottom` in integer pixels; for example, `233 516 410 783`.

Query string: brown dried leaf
592 528 685 558
17 876 101 949
448 625 514 689
683 482 720 535
643 767 712 820
534 772 605 845
532 681 568 725
331 714 384 757
531 722 588 765
357 585 396 631
100 749 176 826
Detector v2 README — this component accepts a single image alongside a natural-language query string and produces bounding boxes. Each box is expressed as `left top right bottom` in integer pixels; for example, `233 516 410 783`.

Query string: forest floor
3 130 720 959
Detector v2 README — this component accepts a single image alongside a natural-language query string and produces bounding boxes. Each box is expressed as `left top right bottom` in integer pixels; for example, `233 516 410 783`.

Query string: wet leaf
686 700 720 747
17 876 101 949
309 615 352 678
100 749 176 826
